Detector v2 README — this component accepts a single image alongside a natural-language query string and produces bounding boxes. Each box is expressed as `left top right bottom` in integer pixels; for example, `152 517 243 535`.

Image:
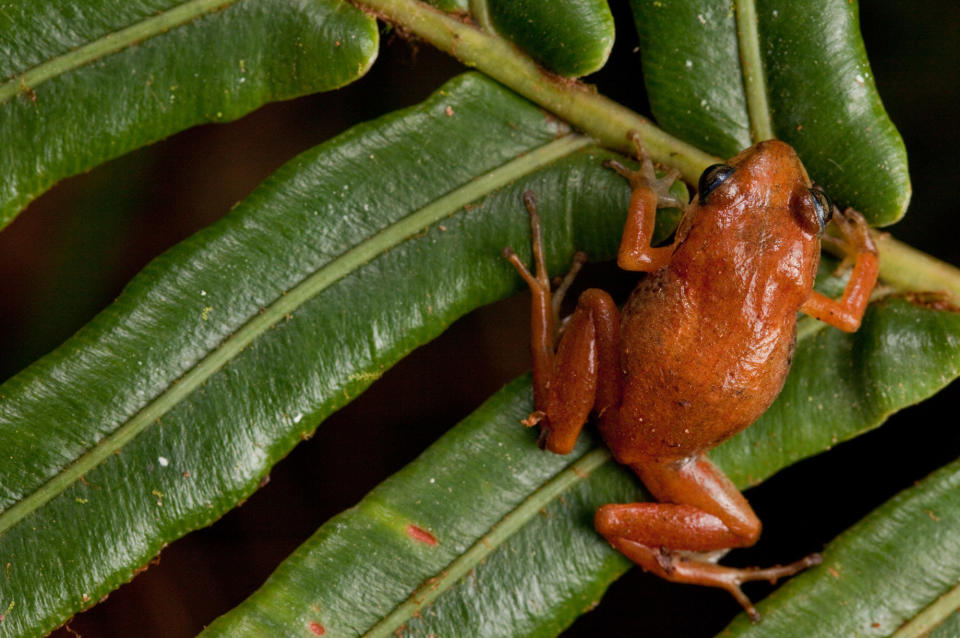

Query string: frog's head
695 140 834 237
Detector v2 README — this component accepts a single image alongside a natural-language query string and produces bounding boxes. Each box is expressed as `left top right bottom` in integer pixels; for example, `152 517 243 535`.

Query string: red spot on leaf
407 524 437 546
308 621 326 635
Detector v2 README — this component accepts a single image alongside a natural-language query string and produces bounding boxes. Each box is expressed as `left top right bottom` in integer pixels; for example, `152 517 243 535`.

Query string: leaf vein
734 0 774 141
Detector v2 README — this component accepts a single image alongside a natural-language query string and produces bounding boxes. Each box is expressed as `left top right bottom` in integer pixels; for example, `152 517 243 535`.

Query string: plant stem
875 233 960 301
734 0 775 141
353 0 960 298
354 0 717 183
467 0 495 34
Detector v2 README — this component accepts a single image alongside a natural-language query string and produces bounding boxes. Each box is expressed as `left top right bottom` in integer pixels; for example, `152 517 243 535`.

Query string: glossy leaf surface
723 452 960 635
930 611 960 638
630 0 910 224
201 297 960 637
0 0 379 229
0 73 643 638
485 0 615 77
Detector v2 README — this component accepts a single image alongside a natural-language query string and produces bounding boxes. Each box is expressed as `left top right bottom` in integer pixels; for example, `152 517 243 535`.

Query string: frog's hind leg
503 192 620 454
594 453 821 621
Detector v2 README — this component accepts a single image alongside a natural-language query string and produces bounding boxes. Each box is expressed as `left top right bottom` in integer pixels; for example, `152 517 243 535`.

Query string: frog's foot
502 191 588 328
502 192 547 289
603 131 683 209
552 251 587 322
608 539 822 622
596 455 823 621
596 500 822 622
821 207 878 273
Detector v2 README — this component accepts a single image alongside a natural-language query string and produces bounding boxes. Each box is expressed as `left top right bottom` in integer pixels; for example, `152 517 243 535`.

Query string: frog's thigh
540 288 620 454
596 453 760 551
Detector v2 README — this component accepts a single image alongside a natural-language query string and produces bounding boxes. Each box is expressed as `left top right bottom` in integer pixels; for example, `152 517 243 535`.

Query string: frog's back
602 141 821 464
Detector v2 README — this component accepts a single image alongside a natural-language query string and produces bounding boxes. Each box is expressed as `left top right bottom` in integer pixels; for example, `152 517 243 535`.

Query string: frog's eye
809 187 834 232
698 164 735 203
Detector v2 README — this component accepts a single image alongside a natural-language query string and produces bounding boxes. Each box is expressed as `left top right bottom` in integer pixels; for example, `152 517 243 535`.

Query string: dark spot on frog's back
786 332 797 368
632 273 664 297
677 400 691 408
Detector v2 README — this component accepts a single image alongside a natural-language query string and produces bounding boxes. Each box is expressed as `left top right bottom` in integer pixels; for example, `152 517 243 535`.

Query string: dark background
0 1 956 636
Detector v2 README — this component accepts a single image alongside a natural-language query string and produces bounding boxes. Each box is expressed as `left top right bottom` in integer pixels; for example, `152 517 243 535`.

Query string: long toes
734 552 823 585
603 158 637 181
722 583 760 622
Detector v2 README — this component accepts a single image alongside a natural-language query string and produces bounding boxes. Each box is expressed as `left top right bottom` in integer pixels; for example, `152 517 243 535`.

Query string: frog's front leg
595 453 821 621
604 132 683 273
502 192 621 454
801 207 879 332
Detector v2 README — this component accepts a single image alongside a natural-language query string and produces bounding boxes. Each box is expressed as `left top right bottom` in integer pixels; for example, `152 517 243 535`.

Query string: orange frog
503 137 879 620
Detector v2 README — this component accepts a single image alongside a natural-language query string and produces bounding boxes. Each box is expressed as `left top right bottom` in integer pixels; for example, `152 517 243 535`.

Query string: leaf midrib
734 0 774 142
0 133 592 536
893 581 960 638
0 0 237 104
362 447 613 638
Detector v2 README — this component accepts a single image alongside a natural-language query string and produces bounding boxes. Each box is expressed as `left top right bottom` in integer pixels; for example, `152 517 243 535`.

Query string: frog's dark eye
809 187 834 232
698 164 735 203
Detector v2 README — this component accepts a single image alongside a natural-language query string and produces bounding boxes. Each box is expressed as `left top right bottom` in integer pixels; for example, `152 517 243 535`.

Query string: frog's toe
605 156 682 209
650 167 684 209
826 207 877 261
603 158 639 183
